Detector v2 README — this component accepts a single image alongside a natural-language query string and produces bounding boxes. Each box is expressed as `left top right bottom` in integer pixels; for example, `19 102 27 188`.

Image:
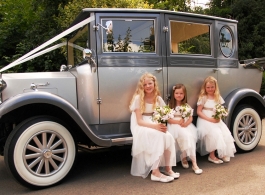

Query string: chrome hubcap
23 131 68 177
237 114 257 145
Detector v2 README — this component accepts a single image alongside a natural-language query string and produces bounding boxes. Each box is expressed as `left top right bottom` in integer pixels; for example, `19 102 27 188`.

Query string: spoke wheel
4 116 76 188
24 130 68 177
231 105 262 152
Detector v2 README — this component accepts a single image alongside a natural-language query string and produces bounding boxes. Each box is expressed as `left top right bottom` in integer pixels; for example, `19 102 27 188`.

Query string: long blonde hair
169 84 187 109
129 73 160 113
198 76 221 103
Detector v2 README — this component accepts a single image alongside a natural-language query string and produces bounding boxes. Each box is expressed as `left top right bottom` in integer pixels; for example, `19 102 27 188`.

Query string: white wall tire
231 105 262 152
4 117 76 188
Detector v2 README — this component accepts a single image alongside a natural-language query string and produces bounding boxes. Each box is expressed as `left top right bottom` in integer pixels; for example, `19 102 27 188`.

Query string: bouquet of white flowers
152 105 175 124
212 103 228 120
175 103 194 122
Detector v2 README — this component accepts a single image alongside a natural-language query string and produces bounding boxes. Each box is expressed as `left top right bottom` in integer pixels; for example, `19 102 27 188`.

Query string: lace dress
167 104 198 162
130 95 176 178
196 96 236 158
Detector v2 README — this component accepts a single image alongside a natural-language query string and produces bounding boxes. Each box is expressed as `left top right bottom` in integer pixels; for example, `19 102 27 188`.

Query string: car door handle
213 68 219 73
155 68 162 72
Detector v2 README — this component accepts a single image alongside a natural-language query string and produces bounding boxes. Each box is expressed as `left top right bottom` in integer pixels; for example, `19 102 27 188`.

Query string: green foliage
57 0 153 29
0 0 70 73
114 28 133 52
231 0 265 60
148 0 191 11
203 0 233 18
178 34 210 54
0 0 39 70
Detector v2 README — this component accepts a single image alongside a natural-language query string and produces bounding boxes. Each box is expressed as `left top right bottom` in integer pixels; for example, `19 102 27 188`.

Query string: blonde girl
168 84 202 174
196 76 236 164
129 73 178 183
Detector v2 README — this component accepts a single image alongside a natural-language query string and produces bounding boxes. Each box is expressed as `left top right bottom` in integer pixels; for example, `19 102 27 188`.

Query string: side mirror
83 48 92 59
83 49 97 72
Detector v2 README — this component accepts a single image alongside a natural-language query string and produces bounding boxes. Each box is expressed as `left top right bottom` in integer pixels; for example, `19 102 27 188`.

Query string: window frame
169 20 211 56
95 13 161 57
219 25 234 58
101 18 156 54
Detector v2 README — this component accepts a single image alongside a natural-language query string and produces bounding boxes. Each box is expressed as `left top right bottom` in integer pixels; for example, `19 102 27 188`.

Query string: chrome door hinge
163 26 168 32
97 98 102 104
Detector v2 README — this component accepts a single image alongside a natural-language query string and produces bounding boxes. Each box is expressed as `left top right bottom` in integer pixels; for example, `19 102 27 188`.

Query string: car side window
102 19 155 53
170 21 211 55
219 26 234 58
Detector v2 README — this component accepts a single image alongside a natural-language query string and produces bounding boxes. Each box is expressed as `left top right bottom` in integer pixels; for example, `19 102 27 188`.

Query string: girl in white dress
196 76 236 164
129 73 178 183
168 84 202 174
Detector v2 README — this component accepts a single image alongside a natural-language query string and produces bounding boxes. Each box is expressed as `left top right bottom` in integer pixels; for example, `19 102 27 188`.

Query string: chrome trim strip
111 137 133 143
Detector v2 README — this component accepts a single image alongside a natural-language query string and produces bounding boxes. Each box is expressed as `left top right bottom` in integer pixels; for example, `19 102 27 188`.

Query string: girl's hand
209 118 220 123
154 123 167 133
180 122 188 127
177 119 184 125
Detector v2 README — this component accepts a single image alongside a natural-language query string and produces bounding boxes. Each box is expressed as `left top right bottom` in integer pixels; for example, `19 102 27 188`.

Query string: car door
95 12 164 127
164 14 217 111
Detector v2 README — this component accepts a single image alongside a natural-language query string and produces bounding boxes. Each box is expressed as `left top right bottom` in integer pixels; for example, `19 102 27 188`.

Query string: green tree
0 0 70 72
204 0 233 18
0 0 39 70
57 0 152 29
232 0 265 60
114 28 133 52
147 0 191 11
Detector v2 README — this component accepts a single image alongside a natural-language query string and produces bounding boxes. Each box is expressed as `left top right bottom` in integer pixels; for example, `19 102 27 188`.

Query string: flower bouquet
152 105 175 124
212 103 228 120
175 103 194 122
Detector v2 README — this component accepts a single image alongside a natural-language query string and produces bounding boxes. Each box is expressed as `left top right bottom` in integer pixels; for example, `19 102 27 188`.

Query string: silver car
0 8 265 188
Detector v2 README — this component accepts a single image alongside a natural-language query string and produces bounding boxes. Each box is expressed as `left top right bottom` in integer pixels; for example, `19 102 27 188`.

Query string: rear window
170 21 211 55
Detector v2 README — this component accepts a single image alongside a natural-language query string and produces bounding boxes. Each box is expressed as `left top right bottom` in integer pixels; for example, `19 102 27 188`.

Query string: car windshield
67 25 89 66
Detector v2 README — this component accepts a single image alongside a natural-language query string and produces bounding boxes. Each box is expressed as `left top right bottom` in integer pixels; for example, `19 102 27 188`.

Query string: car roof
69 8 237 28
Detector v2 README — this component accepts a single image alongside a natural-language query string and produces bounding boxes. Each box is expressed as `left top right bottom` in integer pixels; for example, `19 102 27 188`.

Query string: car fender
0 91 111 147
224 88 265 128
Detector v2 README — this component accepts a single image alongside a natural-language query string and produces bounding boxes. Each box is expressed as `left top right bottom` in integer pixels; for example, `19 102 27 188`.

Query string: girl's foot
192 166 203 175
222 156 230 162
208 156 223 164
164 169 180 179
151 174 174 183
181 158 189 169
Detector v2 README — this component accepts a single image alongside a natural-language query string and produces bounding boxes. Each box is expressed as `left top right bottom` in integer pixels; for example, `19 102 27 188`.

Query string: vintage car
0 8 265 188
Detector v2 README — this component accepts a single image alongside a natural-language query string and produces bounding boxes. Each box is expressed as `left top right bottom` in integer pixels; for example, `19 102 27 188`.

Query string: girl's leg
164 149 172 172
209 150 217 159
151 153 170 177
191 158 199 169
191 157 203 174
181 151 189 168
152 168 162 177
163 150 180 178
208 150 223 164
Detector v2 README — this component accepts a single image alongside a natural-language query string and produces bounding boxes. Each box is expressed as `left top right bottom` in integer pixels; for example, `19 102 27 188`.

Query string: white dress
130 95 176 178
167 105 198 162
196 96 236 158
